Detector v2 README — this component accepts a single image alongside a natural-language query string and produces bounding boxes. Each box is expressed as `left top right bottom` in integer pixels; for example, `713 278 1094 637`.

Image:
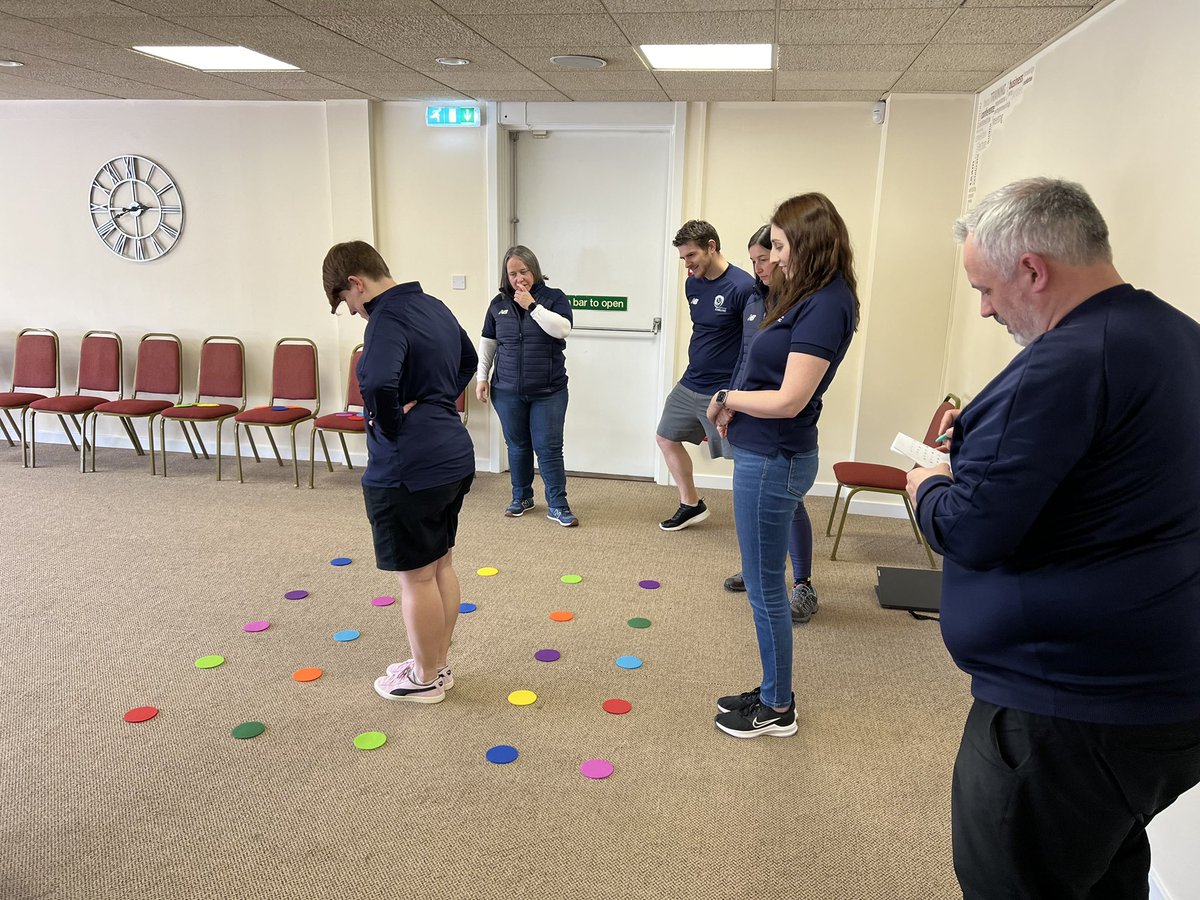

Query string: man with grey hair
906 178 1200 898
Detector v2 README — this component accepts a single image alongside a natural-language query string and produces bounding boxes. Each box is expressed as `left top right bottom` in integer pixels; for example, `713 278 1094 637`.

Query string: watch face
89 155 183 262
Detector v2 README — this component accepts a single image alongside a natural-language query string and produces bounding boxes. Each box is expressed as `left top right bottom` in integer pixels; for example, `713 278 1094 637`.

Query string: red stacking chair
85 333 182 474
159 336 247 480
456 390 467 424
0 328 60 468
308 343 364 489
234 338 320 488
28 331 123 469
825 396 959 569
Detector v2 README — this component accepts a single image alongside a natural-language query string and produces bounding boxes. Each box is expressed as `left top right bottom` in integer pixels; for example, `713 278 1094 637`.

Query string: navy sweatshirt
916 284 1200 725
356 282 476 491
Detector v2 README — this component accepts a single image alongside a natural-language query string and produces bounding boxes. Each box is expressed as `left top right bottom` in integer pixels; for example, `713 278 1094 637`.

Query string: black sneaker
659 499 709 531
790 580 819 624
715 695 798 739
716 685 760 714
723 572 746 592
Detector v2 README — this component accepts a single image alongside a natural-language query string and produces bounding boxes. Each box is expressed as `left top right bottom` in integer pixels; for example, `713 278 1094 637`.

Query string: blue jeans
732 446 819 709
491 386 569 509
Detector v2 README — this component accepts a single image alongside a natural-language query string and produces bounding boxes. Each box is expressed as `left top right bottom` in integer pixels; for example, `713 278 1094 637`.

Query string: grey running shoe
724 572 746 592
790 580 819 624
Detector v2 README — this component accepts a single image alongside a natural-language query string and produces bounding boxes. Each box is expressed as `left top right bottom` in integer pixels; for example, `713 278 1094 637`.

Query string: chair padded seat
29 395 107 414
235 406 313 425
0 392 46 408
93 399 172 416
833 461 908 491
314 413 365 432
161 403 239 420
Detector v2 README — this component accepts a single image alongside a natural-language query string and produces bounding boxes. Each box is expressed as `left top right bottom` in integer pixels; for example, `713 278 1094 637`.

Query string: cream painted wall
371 102 492 462
940 0 1200 894
0 100 340 466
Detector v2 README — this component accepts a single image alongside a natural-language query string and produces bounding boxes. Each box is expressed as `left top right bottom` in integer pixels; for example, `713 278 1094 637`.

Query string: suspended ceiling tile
667 87 771 100
615 11 774 43
778 44 923 70
214 70 357 90
962 0 1094 6
0 1 142 15
465 89 569 100
401 47 534 75
912 42 1041 71
776 69 900 90
118 0 285 14
273 88 378 100
0 73 112 98
0 14 127 51
892 69 999 91
656 70 771 100
460 15 630 48
777 8 955 44
30 15 218 45
431 70 556 90
774 89 885 101
505 45 648 73
778 0 960 8
271 0 447 12
537 69 661 91
437 0 608 12
603 0 773 9
560 89 670 101
935 6 1092 44
315 15 500 50
331 71 462 93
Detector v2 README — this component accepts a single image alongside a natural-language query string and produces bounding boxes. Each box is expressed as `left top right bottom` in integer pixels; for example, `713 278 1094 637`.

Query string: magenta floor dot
243 620 270 633
638 579 660 590
486 745 519 764
333 629 360 642
283 590 308 600
580 758 614 779
371 596 395 607
534 648 560 662
459 602 477 613
331 557 352 567
616 655 643 669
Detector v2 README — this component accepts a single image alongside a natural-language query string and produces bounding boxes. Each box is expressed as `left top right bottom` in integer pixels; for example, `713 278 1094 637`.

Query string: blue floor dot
331 557 352 566
486 745 519 764
616 655 643 669
459 602 477 613
333 629 360 642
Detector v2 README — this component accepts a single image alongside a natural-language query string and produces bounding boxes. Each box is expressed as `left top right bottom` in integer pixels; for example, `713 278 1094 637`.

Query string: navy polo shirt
730 282 768 391
727 274 856 456
356 282 477 491
680 263 756 393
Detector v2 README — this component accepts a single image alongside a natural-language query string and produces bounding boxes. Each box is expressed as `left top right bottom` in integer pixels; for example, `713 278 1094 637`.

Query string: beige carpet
1 442 970 900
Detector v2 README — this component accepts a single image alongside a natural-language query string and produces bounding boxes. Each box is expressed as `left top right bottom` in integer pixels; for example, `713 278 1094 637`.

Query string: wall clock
89 155 184 262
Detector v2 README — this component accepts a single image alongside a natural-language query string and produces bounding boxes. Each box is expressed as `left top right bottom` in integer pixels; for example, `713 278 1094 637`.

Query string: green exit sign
568 295 628 312
425 106 480 127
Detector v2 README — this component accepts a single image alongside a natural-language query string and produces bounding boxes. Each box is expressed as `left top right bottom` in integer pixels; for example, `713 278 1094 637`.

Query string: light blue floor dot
616 655 643 669
333 629 360 642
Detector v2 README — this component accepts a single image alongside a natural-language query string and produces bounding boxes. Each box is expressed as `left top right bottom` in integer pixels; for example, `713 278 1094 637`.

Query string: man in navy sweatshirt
906 178 1200 899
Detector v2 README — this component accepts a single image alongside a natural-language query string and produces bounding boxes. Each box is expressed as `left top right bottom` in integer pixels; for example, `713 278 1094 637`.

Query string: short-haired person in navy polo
657 220 756 531
906 178 1200 899
322 241 478 706
707 195 858 738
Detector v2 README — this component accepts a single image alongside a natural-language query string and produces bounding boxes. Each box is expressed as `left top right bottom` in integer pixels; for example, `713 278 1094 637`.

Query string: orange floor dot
292 667 323 682
549 610 574 622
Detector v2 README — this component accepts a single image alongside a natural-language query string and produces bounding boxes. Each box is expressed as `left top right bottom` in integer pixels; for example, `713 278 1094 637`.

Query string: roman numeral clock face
89 155 184 262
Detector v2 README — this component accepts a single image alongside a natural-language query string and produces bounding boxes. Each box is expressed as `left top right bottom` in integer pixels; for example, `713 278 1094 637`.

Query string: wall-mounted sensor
871 100 887 126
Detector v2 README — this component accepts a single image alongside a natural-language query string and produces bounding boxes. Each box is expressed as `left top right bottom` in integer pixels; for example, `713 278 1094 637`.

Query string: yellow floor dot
508 690 538 706
477 566 499 577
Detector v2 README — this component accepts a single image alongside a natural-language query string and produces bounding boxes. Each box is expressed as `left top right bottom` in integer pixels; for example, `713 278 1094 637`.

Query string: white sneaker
373 662 445 703
386 658 454 690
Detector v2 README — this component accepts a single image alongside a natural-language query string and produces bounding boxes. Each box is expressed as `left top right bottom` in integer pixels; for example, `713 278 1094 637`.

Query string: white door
512 129 671 478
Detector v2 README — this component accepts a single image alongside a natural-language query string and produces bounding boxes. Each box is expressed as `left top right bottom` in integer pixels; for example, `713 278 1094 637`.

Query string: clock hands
111 202 152 220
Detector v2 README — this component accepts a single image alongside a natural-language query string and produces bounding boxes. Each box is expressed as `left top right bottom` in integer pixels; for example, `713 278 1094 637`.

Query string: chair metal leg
338 433 353 470
159 417 168 477
0 414 12 447
20 407 30 468
89 413 99 472
265 427 283 466
902 494 937 568
178 420 198 459
245 427 261 463
118 416 145 456
830 487 862 561
318 430 333 472
308 426 317 489
289 424 300 488
30 411 38 467
80 413 91 473
58 414 79 452
825 484 842 536
215 419 226 481
190 422 208 459
234 422 245 483
147 416 157 475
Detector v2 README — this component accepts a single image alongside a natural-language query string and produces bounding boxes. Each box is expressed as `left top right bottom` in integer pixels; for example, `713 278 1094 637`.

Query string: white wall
942 0 1200 894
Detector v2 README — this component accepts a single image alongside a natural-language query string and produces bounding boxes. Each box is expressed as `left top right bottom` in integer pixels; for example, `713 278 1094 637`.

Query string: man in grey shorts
656 220 756 530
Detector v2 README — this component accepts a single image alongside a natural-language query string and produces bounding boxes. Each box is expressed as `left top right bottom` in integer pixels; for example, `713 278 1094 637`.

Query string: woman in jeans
476 245 578 527
707 194 859 738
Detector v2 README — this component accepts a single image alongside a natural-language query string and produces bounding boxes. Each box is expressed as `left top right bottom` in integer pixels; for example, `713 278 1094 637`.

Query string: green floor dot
560 574 582 584
195 655 225 669
231 721 265 740
628 617 652 629
354 731 387 750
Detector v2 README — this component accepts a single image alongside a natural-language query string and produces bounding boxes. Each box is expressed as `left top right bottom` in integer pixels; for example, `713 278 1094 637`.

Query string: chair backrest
133 333 182 399
197 336 246 403
272 338 319 406
77 331 122 395
920 396 961 446
12 328 59 394
346 344 364 410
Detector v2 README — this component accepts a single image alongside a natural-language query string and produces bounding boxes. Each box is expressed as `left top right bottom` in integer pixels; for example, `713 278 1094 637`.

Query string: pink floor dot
580 758 614 779
371 596 395 607
243 620 270 633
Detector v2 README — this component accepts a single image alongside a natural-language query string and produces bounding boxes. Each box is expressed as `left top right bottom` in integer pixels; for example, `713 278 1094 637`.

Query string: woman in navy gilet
476 246 578 527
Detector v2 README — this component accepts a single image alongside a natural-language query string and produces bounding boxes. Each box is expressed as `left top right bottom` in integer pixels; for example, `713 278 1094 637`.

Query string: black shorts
362 474 474 572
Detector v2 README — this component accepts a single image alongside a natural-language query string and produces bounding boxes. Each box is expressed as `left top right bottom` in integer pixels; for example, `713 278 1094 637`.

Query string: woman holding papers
706 194 859 738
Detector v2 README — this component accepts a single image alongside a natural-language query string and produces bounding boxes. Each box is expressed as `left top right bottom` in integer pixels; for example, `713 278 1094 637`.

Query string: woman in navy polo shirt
707 194 859 738
476 246 578 527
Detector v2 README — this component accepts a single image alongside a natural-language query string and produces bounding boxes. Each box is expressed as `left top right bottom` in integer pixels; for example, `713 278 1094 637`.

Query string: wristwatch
527 300 538 311
714 389 729 407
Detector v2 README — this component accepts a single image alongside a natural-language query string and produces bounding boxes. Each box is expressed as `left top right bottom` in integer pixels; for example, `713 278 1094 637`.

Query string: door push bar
572 317 662 336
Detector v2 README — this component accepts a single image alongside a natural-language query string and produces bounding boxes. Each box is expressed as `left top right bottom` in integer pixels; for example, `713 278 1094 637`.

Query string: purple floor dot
283 590 308 600
534 649 561 662
638 579 661 590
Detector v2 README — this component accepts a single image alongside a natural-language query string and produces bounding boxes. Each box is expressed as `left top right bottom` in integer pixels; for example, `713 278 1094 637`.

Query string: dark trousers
953 699 1200 900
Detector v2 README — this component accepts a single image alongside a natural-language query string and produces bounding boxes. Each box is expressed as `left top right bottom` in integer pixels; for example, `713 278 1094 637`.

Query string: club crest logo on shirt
714 295 726 308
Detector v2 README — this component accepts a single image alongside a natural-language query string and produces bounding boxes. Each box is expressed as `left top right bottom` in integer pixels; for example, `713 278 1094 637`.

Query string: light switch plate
451 274 467 290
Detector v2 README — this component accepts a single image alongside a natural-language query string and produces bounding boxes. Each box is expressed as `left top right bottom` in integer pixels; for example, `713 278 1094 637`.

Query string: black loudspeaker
876 566 942 614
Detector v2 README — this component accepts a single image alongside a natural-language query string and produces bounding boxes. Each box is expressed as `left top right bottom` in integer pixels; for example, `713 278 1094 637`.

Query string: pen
935 431 952 444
